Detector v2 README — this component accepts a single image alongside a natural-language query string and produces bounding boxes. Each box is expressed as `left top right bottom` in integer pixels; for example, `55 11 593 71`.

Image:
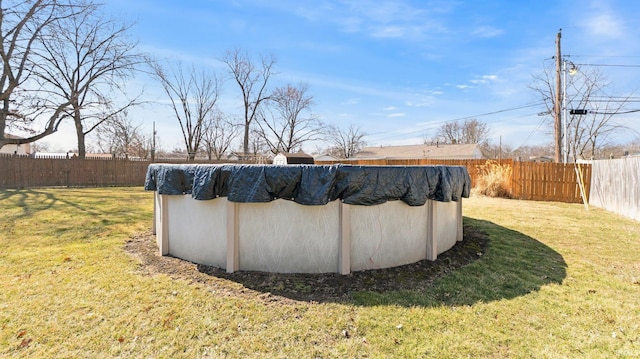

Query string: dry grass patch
474 160 512 198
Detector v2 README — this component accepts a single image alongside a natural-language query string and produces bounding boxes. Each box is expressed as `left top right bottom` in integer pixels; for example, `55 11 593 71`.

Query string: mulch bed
124 224 488 304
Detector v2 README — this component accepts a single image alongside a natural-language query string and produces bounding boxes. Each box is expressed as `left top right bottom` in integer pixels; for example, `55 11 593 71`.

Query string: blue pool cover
144 164 471 206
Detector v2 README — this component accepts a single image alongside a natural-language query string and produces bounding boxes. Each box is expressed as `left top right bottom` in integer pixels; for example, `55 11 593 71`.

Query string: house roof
1 134 32 155
355 143 483 160
277 151 314 159
3 133 26 140
314 154 339 161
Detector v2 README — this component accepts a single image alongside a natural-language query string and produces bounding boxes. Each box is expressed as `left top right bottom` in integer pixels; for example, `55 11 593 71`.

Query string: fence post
426 200 438 261
226 201 239 273
338 201 351 275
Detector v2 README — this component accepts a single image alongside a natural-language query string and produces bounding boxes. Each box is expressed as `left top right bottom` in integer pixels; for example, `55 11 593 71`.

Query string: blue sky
44 0 640 152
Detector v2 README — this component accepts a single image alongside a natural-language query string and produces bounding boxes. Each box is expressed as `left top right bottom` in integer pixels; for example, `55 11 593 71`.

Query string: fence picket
316 158 589 203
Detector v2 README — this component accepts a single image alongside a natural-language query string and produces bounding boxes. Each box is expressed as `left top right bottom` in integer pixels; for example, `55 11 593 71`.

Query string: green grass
1 188 639 358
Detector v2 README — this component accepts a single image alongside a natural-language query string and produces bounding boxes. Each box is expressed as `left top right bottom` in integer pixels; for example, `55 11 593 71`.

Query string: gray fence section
588 157 640 221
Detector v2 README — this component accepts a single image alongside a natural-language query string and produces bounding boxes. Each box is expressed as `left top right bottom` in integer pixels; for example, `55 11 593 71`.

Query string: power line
571 55 640 59
584 96 640 103
366 102 545 142
439 102 545 121
513 115 548 151
589 109 640 115
586 99 640 102
574 63 640 68
589 96 640 99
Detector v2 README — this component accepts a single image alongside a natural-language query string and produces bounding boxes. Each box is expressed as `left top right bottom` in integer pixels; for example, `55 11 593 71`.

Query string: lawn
1 187 639 358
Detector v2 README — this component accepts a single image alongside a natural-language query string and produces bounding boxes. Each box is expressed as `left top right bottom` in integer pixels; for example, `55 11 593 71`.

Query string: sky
39 0 640 153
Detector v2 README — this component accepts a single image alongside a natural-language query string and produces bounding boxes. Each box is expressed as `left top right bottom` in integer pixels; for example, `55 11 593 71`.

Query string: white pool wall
153 192 463 274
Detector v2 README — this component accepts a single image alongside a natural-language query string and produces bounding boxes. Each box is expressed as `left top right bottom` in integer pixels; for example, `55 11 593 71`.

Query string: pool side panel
434 200 460 255
350 201 430 271
165 195 227 267
237 199 340 273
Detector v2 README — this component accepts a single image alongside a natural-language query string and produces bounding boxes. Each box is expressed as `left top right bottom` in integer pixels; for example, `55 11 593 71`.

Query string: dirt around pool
124 224 488 304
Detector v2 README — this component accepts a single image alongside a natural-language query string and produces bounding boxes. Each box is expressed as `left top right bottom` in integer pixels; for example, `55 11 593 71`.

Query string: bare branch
2 1 145 157
201 111 239 160
0 0 91 148
531 62 635 160
221 48 276 156
435 118 490 146
150 60 221 161
253 83 325 155
327 125 366 159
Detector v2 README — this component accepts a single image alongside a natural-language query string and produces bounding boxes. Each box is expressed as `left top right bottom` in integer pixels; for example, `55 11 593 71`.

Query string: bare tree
0 0 87 149
531 64 634 160
221 48 275 156
567 69 632 160
30 3 145 158
256 83 324 154
151 61 221 161
437 119 490 146
31 140 51 153
328 125 366 159
530 64 557 137
436 121 460 144
94 112 150 158
201 110 239 160
462 119 490 145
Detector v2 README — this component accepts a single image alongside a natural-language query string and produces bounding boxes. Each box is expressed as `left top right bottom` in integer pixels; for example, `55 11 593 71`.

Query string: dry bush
474 160 512 198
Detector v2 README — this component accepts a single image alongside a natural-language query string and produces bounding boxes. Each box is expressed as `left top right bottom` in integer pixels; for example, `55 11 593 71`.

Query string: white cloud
405 92 439 107
469 74 499 84
581 0 624 38
371 25 405 38
405 100 433 107
299 41 346 53
585 13 624 38
336 16 364 33
387 113 406 118
383 106 396 111
471 26 504 38
286 0 451 41
342 98 360 105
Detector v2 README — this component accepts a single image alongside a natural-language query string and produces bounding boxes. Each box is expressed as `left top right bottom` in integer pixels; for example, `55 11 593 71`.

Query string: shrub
474 160 512 198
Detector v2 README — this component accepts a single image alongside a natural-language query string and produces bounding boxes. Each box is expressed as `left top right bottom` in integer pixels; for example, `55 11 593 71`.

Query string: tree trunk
74 107 86 159
243 124 250 157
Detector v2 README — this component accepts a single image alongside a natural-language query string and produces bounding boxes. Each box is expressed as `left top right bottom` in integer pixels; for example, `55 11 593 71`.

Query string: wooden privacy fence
0 155 591 204
0 155 149 188
316 158 591 204
0 154 252 188
511 161 591 203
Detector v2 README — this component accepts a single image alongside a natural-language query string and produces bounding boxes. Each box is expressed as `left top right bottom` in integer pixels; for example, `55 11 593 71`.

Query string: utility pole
151 121 156 162
554 29 562 163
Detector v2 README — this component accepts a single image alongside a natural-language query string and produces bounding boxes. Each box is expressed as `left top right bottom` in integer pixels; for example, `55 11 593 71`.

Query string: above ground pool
144 164 471 274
